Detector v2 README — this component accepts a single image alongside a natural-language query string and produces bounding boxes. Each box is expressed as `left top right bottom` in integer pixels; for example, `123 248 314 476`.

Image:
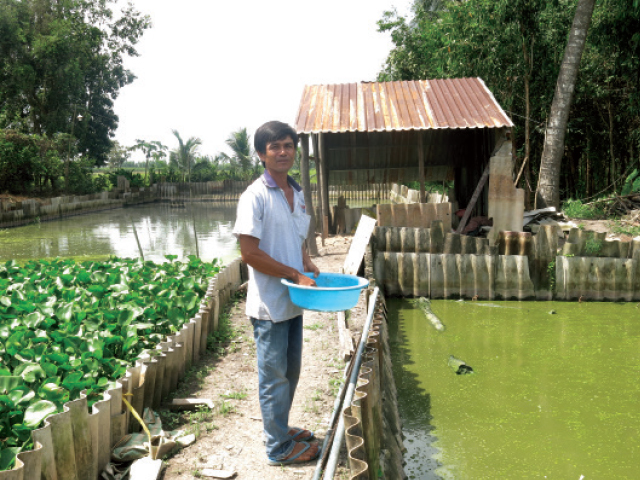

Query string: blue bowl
281 272 369 312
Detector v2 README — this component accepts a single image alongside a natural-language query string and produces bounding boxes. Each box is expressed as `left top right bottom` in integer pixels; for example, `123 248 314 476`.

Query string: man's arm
302 244 319 277
239 235 316 286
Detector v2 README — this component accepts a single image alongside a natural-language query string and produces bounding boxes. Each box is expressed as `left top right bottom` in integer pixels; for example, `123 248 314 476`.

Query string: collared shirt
232 171 311 322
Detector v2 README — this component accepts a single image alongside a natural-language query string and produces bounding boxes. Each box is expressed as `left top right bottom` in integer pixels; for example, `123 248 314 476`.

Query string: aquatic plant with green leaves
0 255 219 471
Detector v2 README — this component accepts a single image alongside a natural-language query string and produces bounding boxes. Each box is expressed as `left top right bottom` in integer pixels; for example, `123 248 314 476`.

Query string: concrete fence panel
556 256 636 301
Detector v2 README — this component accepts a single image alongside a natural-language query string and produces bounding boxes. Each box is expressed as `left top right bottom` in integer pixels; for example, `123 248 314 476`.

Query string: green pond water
0 203 239 263
387 298 640 480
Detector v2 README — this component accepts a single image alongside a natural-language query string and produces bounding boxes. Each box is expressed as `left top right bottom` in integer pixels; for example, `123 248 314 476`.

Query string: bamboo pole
130 218 145 261
191 207 200 259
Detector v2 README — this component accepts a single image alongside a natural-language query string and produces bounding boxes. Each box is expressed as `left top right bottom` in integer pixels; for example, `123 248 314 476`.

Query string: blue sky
113 0 412 160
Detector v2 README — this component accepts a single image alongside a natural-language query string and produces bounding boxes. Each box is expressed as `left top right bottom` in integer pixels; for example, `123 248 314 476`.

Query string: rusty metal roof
294 78 513 133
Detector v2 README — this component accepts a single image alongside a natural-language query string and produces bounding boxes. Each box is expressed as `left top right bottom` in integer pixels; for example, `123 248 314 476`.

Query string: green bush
621 169 640 196
562 199 605 219
107 169 145 188
403 180 452 194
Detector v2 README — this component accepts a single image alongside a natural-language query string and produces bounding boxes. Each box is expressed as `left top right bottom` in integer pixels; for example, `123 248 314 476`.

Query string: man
232 121 321 465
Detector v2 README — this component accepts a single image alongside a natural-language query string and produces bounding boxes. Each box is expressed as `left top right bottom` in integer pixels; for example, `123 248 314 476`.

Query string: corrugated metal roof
295 78 513 133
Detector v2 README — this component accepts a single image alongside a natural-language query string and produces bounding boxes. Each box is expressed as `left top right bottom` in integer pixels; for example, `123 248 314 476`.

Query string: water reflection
0 202 239 263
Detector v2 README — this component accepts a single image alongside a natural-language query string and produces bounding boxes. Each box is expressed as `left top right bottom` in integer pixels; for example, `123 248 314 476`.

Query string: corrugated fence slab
372 225 639 302
2 259 244 480
556 256 639 302
343 295 405 480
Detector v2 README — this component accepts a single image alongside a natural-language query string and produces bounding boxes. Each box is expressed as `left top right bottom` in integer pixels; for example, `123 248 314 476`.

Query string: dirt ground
158 236 359 480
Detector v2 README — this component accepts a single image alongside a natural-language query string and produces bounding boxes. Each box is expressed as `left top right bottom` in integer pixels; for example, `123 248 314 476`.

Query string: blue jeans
251 315 303 460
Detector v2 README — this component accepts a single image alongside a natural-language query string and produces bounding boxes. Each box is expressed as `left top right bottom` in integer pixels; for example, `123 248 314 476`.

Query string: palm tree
536 0 596 208
134 139 167 184
225 128 256 179
170 130 202 182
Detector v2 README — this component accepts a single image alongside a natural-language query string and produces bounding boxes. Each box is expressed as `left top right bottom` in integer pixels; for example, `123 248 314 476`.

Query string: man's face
258 136 296 175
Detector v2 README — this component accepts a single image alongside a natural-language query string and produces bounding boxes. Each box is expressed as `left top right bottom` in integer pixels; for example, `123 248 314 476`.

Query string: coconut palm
134 139 167 184
225 128 257 179
169 130 202 182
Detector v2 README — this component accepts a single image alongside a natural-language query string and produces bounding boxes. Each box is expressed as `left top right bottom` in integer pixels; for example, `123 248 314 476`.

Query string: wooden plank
300 134 318 255
343 215 377 275
456 163 490 234
168 398 215 410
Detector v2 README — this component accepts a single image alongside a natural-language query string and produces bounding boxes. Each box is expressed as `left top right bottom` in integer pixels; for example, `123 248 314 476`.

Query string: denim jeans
251 315 303 460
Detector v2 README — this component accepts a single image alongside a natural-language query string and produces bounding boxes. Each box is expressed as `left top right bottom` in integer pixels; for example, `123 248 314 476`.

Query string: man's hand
295 271 317 287
239 235 319 286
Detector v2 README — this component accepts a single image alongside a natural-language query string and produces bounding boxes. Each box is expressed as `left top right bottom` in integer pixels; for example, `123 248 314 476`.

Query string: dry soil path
159 236 358 480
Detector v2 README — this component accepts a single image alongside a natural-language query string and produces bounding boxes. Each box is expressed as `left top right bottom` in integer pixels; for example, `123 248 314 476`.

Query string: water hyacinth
0 255 220 471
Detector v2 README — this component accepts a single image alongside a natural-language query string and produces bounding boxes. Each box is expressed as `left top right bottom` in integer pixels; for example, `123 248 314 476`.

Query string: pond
0 203 239 264
388 298 640 480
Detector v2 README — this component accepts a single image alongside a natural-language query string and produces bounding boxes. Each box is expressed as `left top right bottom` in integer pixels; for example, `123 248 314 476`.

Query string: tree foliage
0 0 150 166
169 130 202 181
0 130 65 194
379 0 640 204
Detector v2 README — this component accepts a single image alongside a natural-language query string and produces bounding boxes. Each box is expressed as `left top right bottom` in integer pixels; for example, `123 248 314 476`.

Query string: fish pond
388 298 640 480
0 203 239 263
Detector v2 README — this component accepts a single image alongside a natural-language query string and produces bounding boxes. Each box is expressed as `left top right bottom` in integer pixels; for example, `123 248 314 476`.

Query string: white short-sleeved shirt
233 171 311 322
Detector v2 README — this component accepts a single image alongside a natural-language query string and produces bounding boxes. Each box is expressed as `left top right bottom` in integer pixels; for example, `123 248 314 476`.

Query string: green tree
107 141 131 169
169 130 202 181
0 0 150 168
225 127 259 179
134 139 167 184
378 0 640 205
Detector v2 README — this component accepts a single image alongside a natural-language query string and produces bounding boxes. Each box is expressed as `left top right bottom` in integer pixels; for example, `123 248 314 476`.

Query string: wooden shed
294 78 514 239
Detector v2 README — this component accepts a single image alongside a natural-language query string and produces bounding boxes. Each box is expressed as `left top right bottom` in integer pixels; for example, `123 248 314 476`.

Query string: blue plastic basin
281 272 369 312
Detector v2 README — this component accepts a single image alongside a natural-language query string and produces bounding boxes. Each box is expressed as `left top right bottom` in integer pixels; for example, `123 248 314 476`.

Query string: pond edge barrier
319 285 407 480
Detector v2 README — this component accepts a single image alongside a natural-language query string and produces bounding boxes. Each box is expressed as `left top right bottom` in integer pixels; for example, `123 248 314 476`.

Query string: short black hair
254 121 299 155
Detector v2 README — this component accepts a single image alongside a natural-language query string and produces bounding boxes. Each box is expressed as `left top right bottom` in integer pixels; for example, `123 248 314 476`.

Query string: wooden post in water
130 218 145 261
191 207 200 259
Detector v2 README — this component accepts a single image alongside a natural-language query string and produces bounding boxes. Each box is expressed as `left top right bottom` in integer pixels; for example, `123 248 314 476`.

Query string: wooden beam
300 134 318 255
456 162 491 234
319 133 331 239
418 132 426 203
313 134 326 245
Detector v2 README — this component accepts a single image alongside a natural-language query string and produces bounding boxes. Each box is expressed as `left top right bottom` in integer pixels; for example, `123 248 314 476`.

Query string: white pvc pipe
321 287 379 480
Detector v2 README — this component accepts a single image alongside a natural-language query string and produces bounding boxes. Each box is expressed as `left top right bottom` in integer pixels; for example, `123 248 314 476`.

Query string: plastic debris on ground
101 408 196 480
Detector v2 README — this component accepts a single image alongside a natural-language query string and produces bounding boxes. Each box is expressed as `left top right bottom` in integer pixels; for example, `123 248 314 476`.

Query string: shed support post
319 133 331 241
418 132 426 203
300 134 318 255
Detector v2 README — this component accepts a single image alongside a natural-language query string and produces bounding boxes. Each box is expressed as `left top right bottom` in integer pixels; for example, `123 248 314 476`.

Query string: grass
584 236 603 256
161 405 217 443
329 376 343 396
611 220 640 237
220 390 247 400
562 199 605 219
207 297 240 354
304 322 324 331
218 399 236 416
